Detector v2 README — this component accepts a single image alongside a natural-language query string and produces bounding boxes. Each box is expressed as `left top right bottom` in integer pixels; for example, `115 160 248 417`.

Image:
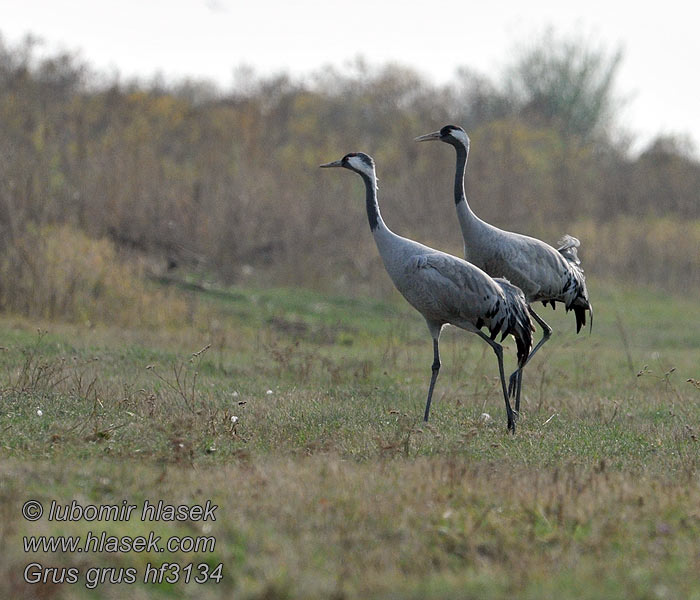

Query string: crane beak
319 159 343 168
414 131 441 142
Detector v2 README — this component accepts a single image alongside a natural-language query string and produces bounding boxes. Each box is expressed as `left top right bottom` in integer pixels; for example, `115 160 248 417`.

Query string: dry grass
3 455 700 599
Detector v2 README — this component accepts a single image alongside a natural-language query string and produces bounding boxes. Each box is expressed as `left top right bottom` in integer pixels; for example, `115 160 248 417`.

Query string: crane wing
478 233 576 303
483 232 590 330
405 252 504 324
409 252 499 297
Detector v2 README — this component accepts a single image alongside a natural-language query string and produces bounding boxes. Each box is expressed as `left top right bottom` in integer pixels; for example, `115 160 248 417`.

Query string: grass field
1 277 699 599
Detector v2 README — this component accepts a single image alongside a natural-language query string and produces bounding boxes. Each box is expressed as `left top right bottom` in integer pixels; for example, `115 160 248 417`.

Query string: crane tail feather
492 279 535 369
574 305 587 334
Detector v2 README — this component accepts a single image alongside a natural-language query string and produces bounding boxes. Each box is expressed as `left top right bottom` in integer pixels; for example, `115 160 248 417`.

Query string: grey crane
320 152 534 432
415 125 593 411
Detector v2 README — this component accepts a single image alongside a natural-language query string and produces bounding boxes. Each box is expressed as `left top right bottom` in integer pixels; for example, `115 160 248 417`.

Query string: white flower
231 416 239 424
480 412 492 423
266 389 273 396
36 409 43 417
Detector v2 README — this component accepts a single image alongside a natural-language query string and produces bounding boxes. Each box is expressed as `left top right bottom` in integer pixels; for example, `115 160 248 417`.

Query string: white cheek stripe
452 129 469 145
348 156 373 177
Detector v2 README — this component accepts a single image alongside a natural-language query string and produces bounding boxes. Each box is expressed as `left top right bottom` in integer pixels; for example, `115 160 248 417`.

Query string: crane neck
360 171 386 233
453 143 478 228
359 170 401 264
453 144 469 208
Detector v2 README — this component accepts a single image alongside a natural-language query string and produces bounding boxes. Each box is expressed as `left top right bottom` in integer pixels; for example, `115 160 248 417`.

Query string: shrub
0 224 189 327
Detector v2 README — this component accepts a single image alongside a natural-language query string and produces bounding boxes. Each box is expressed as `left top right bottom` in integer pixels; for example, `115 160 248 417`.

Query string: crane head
320 152 376 178
415 125 470 149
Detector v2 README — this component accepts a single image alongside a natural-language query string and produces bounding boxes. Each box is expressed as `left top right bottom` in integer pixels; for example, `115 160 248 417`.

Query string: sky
1 0 699 153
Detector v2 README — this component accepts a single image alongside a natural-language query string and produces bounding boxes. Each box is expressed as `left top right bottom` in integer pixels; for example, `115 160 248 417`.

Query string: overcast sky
2 0 699 153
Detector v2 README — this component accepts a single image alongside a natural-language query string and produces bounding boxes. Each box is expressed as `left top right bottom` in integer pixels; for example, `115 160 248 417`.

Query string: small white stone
266 389 273 396
231 416 239 424
36 409 43 417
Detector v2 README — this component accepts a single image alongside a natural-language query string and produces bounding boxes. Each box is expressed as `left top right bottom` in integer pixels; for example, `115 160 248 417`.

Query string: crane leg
508 307 553 400
476 331 516 433
423 339 441 422
512 369 523 414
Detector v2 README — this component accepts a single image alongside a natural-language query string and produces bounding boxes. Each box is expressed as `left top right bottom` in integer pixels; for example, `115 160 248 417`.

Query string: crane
415 125 593 412
320 152 534 432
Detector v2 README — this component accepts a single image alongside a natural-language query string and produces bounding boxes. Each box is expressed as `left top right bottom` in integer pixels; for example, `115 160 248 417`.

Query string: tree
505 29 623 142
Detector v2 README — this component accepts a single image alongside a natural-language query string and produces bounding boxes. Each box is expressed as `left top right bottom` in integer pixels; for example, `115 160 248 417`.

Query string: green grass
1 277 699 599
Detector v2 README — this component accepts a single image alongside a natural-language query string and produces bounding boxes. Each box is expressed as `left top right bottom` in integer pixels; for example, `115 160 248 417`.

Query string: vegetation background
0 30 699 599
0 31 698 317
